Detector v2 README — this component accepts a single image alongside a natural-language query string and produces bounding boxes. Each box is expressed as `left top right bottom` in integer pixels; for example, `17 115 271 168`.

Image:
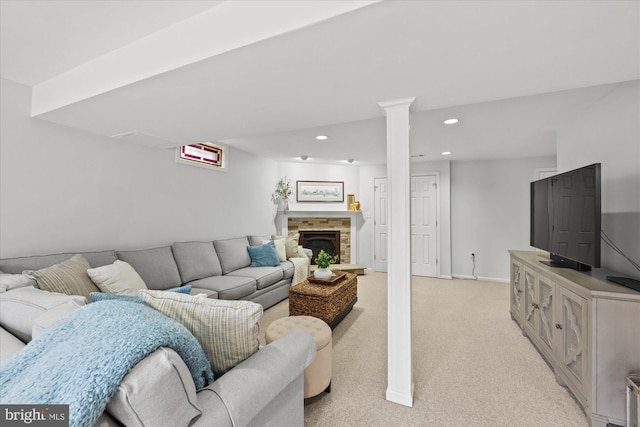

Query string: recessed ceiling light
443 118 459 125
441 151 452 156
300 155 308 160
315 135 328 140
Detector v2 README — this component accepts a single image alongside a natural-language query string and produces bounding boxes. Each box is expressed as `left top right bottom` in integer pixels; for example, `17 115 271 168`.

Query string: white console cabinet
509 250 640 427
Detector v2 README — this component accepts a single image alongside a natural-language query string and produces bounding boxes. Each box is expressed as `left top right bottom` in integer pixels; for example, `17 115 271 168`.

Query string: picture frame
296 181 344 202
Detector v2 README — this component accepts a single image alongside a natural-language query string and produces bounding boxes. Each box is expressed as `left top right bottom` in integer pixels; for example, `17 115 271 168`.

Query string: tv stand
509 250 640 427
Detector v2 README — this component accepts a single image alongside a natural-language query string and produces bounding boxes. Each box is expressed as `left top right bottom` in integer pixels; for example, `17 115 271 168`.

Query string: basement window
175 142 228 172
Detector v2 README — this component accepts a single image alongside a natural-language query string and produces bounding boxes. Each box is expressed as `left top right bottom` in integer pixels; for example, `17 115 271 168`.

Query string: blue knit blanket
0 300 214 427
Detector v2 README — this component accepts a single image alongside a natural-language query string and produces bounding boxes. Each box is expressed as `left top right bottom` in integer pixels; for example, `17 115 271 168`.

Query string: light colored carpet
259 271 589 427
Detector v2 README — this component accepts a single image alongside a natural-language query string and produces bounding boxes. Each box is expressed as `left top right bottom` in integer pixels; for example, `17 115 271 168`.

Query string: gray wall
557 80 640 278
450 156 557 281
0 78 278 258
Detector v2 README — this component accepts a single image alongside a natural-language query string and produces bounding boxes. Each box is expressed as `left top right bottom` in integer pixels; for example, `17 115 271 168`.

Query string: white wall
0 78 278 258
557 80 640 277
276 161 359 212
450 156 557 281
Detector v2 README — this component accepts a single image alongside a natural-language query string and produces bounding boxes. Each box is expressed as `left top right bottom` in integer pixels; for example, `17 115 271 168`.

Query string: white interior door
411 175 438 277
374 178 388 272
374 175 438 276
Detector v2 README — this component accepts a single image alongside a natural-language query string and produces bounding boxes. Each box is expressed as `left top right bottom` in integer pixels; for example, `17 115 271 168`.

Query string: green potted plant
271 176 292 213
313 249 339 280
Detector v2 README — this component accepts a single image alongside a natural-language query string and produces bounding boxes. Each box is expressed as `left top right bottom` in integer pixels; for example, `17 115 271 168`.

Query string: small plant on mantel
314 250 339 269
271 176 292 212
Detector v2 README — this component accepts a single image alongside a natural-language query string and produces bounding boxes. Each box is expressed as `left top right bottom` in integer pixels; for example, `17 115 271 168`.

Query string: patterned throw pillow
87 260 147 296
138 290 262 377
25 254 99 300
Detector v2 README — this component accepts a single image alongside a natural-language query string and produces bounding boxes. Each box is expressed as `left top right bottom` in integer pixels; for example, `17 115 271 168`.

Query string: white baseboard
438 275 453 280
386 388 413 407
452 274 509 283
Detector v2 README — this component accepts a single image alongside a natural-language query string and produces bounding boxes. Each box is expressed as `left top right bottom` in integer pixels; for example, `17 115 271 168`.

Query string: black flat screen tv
530 163 601 271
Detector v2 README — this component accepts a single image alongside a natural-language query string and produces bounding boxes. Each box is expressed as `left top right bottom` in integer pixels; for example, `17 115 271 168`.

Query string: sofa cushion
139 290 262 378
107 347 201 427
0 287 86 342
248 235 271 247
213 237 252 274
0 271 36 293
31 300 83 339
0 328 26 365
0 250 117 274
87 260 147 296
117 246 182 290
228 267 284 291
280 260 295 280
187 276 256 300
247 244 280 267
172 241 222 282
25 254 99 299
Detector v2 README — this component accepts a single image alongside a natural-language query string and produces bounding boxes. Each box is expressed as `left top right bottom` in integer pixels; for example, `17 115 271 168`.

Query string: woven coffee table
289 272 358 329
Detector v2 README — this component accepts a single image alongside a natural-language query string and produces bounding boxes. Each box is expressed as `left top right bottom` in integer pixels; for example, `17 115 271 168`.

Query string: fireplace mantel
275 210 361 263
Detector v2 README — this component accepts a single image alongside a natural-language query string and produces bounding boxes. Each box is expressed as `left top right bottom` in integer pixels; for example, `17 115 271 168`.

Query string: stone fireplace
288 217 350 263
276 211 359 264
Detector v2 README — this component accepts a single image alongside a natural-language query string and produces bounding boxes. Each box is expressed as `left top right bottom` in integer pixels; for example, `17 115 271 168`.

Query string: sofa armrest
203 329 316 427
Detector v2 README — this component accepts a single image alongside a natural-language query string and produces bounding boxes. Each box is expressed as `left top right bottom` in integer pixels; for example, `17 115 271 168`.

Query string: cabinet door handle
555 323 562 330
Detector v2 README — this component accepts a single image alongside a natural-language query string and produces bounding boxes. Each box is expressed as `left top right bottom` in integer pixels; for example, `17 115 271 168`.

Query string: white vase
313 268 332 281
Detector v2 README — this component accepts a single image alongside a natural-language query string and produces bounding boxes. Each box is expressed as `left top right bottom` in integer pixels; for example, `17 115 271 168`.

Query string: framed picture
296 181 344 202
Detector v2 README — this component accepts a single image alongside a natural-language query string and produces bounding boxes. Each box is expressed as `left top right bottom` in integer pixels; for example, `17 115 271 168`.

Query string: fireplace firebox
299 230 340 265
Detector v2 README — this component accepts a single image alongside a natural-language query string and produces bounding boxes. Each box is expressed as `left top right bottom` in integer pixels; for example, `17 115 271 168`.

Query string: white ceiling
1 0 638 165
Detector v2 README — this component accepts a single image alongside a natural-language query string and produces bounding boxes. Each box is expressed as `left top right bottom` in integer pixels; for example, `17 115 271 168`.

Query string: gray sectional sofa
0 235 315 426
0 235 297 309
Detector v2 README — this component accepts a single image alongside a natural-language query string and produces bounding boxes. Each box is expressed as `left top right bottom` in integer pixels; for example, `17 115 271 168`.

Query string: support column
378 97 415 407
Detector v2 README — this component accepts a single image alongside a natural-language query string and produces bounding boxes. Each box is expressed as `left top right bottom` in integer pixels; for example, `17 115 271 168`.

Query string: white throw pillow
264 239 286 262
87 260 147 296
0 271 36 293
139 289 262 377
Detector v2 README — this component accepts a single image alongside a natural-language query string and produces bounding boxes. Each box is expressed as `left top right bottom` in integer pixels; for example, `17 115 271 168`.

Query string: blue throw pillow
90 292 140 303
90 285 192 303
247 244 280 267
